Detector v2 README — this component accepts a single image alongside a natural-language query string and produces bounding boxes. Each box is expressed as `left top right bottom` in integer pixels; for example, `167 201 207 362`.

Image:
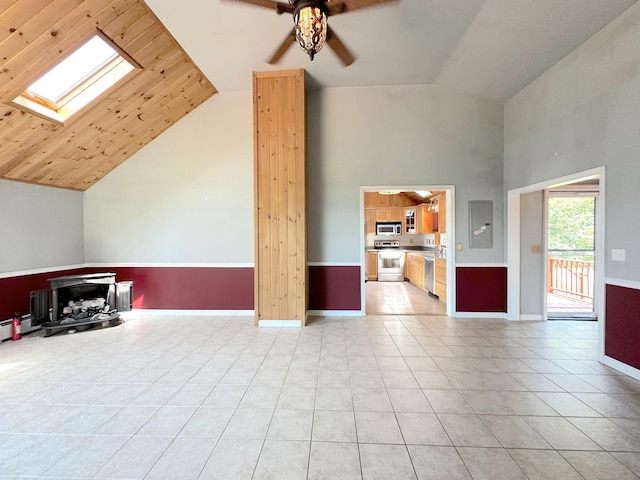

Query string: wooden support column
253 69 307 326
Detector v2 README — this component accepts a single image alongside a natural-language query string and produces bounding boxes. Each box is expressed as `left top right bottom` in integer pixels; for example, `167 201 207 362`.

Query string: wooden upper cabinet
438 196 447 233
405 207 416 234
365 209 376 235
416 204 433 234
388 209 403 222
376 209 390 222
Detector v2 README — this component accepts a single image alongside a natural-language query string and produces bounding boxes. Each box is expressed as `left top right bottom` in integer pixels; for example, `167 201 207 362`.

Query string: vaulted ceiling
1 0 637 191
152 0 638 99
0 0 216 191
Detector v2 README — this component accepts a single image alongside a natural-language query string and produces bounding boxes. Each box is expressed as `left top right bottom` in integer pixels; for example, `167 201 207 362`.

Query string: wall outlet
457 243 463 251
612 248 626 262
531 244 542 254
410 238 414 244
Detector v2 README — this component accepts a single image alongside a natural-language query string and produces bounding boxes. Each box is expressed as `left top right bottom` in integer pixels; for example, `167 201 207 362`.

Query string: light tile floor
1 313 640 479
366 281 446 315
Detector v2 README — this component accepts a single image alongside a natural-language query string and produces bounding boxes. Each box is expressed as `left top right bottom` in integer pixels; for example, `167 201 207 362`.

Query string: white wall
504 3 640 281
84 92 254 264
0 179 84 273
85 84 504 267
520 191 544 316
306 84 504 264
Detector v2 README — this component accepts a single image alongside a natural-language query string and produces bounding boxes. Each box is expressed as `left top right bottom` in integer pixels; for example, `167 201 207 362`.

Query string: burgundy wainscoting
106 267 254 311
308 265 361 311
0 266 254 319
456 266 507 312
0 267 89 320
2 265 363 318
605 284 640 370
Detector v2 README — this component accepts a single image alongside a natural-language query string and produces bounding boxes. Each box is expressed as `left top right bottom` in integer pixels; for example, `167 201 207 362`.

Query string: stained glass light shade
293 3 327 61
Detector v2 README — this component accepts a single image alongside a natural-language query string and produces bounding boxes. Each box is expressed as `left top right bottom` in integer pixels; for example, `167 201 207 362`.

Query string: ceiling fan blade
268 29 297 64
327 0 398 15
223 0 293 13
326 26 355 66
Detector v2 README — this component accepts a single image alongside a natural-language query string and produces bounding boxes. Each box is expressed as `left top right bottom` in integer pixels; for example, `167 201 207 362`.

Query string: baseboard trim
132 309 254 316
603 355 640 381
307 310 364 317
258 320 302 328
454 312 508 320
520 314 544 321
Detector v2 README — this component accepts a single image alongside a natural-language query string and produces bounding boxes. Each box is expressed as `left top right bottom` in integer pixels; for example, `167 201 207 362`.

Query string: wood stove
44 273 120 336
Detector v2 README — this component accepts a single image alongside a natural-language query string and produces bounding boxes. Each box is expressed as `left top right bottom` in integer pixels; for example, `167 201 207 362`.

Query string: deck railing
547 256 594 300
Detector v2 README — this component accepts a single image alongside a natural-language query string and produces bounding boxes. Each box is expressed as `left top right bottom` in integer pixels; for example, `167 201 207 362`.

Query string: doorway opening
507 166 604 359
546 186 598 320
361 186 455 317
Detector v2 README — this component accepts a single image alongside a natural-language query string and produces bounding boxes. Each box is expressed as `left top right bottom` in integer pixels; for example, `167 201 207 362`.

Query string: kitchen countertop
367 248 446 259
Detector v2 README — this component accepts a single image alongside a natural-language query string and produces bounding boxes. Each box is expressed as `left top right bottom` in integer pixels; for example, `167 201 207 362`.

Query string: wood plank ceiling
0 0 217 191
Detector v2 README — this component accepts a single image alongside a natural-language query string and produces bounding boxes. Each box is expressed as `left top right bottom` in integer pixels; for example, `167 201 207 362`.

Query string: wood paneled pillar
253 70 307 326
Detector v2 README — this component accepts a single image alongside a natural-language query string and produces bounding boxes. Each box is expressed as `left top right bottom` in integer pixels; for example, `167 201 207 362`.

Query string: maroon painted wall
456 266 507 312
106 267 254 310
308 265 361 311
1 265 363 319
605 284 640 370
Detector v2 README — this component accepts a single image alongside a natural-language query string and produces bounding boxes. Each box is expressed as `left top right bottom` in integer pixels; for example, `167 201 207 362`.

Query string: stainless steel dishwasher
423 255 436 295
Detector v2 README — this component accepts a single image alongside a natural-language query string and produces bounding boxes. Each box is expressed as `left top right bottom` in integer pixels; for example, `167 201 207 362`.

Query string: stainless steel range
374 240 405 282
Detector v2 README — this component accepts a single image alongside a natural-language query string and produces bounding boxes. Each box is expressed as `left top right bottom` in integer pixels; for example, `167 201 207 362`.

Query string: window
12 33 138 124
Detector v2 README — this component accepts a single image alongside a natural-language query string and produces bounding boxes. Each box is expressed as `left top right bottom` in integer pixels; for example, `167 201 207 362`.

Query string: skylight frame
11 31 141 126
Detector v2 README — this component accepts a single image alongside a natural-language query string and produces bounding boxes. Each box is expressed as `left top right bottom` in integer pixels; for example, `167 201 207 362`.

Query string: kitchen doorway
361 186 455 317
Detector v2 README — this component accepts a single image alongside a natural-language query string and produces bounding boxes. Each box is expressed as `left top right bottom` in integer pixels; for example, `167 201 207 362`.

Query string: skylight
27 36 119 103
12 33 138 124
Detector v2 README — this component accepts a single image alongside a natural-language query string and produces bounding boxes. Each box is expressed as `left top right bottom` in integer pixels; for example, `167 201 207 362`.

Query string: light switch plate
612 249 626 261
457 243 463 251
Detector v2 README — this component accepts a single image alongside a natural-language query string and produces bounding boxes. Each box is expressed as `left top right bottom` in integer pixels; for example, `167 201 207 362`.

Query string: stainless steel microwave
376 222 402 235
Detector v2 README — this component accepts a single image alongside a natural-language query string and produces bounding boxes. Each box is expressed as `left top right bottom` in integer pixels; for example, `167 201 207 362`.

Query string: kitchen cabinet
376 209 389 222
374 208 403 228
429 194 446 234
405 207 416 234
416 204 434 234
438 196 447 233
407 253 424 289
367 252 378 281
365 209 376 235
435 258 446 302
388 208 403 222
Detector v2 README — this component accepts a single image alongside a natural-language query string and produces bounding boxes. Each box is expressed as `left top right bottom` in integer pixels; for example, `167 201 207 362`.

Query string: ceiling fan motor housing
292 1 328 60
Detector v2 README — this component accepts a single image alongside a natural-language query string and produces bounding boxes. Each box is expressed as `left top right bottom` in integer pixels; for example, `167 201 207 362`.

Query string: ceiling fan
225 0 398 66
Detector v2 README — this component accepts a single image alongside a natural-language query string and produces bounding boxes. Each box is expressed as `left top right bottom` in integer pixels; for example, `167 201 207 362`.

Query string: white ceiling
147 0 637 102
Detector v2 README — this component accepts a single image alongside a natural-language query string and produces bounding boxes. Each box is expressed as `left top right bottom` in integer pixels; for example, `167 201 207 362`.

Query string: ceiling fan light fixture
293 2 327 61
